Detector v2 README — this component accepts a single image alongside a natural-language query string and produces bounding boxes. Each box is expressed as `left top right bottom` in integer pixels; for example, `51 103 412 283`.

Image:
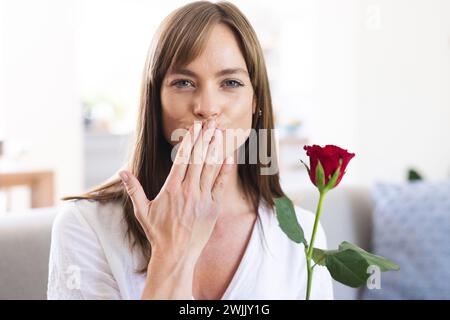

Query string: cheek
223 91 254 156
161 88 190 146
225 90 254 127
161 90 185 121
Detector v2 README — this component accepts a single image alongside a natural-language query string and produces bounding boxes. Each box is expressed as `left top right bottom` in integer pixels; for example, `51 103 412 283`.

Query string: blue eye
172 79 194 88
171 79 244 89
223 79 244 88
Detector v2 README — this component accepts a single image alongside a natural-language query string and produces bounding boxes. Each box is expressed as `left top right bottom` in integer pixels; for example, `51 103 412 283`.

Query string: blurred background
0 0 449 300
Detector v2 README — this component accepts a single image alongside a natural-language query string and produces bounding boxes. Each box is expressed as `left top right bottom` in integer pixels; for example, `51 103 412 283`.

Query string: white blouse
47 198 334 300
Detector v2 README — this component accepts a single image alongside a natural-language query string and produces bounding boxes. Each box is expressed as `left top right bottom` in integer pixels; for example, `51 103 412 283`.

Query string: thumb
119 170 148 213
212 156 234 202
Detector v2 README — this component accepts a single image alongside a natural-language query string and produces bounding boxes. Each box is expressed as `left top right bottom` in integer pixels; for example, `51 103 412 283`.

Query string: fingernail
194 121 202 130
225 156 234 164
193 121 202 137
119 171 128 182
208 120 216 129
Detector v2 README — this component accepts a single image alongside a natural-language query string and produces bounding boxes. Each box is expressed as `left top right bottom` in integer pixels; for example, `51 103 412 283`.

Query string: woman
47 1 333 300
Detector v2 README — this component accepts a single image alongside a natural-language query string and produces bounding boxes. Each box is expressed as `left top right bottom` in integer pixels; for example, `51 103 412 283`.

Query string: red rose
303 144 355 190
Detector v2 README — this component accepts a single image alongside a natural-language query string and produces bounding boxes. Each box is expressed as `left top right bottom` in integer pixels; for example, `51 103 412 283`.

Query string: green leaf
312 241 400 288
275 197 307 246
338 241 400 272
326 249 371 287
299 159 311 176
312 247 333 266
407 168 423 182
315 160 325 190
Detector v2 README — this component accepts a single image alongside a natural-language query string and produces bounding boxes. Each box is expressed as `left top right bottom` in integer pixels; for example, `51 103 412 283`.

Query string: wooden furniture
0 169 55 208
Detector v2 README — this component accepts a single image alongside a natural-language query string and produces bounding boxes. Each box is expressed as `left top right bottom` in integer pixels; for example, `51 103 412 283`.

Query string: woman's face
160 23 256 157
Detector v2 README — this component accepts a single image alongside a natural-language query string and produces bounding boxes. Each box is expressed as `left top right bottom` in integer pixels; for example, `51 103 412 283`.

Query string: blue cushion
361 180 450 300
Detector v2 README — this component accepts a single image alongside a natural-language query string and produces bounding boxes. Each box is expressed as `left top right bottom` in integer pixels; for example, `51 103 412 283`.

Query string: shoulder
55 198 124 228
52 199 127 248
51 200 90 243
52 200 95 232
48 199 126 299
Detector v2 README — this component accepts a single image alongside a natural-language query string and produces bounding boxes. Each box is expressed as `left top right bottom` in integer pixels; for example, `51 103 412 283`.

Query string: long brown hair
64 0 286 270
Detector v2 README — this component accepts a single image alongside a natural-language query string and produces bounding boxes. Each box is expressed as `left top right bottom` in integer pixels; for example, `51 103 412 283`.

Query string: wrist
148 250 197 278
141 250 198 300
150 247 199 269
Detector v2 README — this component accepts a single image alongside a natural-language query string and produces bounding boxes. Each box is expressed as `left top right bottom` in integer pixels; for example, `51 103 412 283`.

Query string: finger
184 120 217 186
211 156 234 202
119 170 148 214
166 121 203 185
200 128 225 192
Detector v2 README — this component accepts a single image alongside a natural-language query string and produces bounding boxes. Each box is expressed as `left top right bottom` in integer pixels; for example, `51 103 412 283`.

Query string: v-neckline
192 204 261 300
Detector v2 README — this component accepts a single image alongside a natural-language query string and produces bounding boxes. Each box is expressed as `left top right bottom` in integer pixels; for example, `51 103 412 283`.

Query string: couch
0 185 373 300
0 207 57 300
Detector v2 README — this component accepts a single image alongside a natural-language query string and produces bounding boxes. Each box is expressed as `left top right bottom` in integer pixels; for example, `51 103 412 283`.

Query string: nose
193 86 221 120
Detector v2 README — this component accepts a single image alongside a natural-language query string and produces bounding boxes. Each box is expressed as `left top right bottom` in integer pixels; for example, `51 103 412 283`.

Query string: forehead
170 23 248 76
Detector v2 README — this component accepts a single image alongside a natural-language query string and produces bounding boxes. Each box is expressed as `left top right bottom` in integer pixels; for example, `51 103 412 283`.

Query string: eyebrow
168 67 248 78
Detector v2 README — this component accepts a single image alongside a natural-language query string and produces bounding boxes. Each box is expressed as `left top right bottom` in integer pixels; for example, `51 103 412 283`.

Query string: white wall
355 0 450 184
1 0 83 200
305 0 450 186
310 0 359 178
0 1 5 141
